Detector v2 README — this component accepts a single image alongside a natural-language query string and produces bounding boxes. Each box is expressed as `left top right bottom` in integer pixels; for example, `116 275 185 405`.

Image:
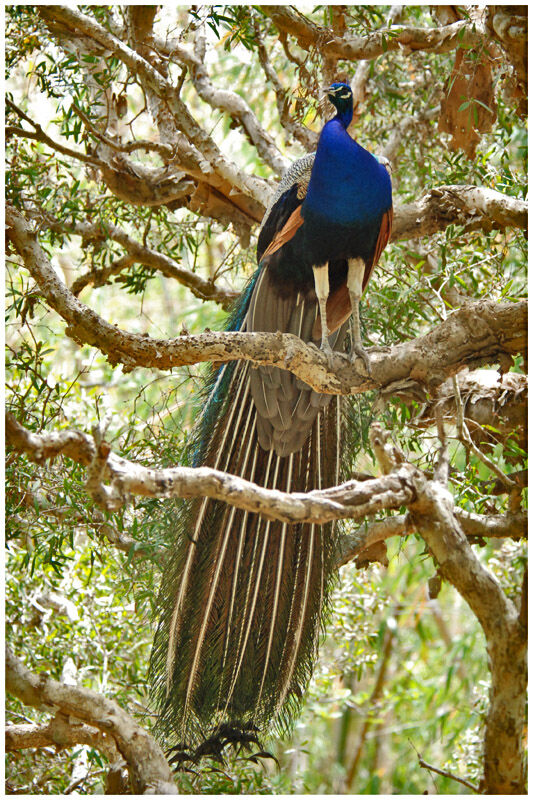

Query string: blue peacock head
326 82 353 126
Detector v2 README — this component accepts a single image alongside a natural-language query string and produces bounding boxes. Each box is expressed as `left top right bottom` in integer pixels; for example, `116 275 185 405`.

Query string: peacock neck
334 107 353 129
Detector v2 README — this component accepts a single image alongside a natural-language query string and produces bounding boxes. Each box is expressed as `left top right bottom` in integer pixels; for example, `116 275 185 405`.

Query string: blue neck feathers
334 105 353 130
303 114 391 226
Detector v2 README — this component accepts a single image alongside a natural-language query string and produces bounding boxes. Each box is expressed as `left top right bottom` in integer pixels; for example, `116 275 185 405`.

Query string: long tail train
149 270 351 757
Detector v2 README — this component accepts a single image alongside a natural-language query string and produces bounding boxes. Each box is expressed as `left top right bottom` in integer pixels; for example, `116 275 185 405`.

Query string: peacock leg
312 264 333 354
347 258 371 373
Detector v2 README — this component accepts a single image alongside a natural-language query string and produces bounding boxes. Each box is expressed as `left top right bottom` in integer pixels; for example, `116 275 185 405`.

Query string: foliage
5 4 526 795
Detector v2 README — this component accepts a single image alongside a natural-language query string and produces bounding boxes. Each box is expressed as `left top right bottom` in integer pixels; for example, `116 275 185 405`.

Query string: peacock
149 82 393 762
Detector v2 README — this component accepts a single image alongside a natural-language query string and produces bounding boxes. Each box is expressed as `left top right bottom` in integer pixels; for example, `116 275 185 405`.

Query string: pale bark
6 648 178 794
370 423 526 794
261 7 487 61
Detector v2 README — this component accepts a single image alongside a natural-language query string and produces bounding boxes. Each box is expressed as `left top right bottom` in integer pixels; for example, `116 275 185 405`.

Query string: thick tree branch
391 185 527 241
6 716 120 762
7 205 526 395
413 369 527 451
455 508 526 541
261 7 486 61
378 420 527 794
5 648 177 794
7 413 527 551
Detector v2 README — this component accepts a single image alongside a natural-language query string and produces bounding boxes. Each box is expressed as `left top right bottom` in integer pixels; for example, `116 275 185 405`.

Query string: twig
6 99 101 167
417 754 479 793
71 103 175 159
433 401 449 485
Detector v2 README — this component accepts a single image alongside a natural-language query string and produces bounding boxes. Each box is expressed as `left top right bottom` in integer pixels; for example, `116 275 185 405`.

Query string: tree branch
416 754 479 793
254 19 318 152
168 31 289 177
38 5 271 209
412 369 527 452
40 213 238 307
6 412 417 524
387 419 527 794
5 648 178 794
6 99 197 210
8 412 524 564
6 715 120 763
261 7 486 61
7 204 526 394
391 185 527 241
6 99 102 167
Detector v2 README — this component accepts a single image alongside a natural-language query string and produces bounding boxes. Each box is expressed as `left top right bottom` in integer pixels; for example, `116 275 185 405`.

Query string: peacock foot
350 344 371 375
319 339 334 356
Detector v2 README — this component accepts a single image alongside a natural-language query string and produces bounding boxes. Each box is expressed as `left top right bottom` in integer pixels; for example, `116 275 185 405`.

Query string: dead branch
5 648 178 794
417 754 479 793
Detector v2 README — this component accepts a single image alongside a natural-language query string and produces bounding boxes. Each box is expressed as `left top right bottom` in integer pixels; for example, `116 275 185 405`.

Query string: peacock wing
257 153 314 263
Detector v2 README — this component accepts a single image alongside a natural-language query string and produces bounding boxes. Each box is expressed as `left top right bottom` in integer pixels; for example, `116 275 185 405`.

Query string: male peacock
150 82 393 761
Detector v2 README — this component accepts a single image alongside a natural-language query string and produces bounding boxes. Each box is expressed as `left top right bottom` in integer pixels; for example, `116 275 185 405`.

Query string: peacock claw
320 340 333 356
350 345 371 375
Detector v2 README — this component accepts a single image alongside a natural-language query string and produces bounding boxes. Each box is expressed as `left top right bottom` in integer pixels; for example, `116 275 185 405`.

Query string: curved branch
6 99 197 210
169 33 289 177
41 214 238 307
254 21 318 152
8 413 525 553
37 5 271 209
406 461 526 793
7 204 526 396
6 648 177 795
261 7 486 61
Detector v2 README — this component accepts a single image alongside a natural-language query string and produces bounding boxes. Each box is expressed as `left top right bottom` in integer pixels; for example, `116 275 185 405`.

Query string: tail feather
150 273 351 755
